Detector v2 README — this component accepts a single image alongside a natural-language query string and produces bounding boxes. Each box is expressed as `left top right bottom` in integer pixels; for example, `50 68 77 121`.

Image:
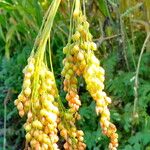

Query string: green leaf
6 25 16 42
84 129 101 149
0 1 15 10
0 15 6 27
133 143 141 150
142 131 150 145
97 0 109 17
97 0 114 25
124 145 133 150
0 25 5 41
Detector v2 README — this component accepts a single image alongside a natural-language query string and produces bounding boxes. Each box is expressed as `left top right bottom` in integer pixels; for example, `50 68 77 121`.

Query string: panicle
15 56 60 150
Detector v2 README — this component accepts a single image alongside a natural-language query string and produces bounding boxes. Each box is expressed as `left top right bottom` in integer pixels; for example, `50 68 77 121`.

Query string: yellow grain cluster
61 0 118 149
14 0 118 149
61 42 86 149
15 56 60 150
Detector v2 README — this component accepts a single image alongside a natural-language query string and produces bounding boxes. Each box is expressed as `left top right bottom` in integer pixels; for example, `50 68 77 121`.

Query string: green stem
3 103 6 150
68 0 76 43
48 37 65 112
82 0 86 16
31 4 51 54
133 33 150 116
31 0 61 111
120 17 130 71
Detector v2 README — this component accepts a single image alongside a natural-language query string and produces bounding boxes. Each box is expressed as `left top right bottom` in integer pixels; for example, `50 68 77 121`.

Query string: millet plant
14 0 118 149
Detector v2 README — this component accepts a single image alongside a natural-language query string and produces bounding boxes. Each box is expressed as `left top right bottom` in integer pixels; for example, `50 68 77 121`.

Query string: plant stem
133 33 150 116
3 104 6 150
3 89 12 150
120 17 130 71
68 0 75 43
48 37 65 112
30 0 61 111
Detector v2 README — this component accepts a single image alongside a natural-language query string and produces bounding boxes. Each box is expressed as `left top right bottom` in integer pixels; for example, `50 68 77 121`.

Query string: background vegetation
0 0 150 149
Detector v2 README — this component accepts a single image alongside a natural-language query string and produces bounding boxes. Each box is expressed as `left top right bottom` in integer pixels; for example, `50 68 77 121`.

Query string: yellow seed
18 94 23 100
41 83 47 91
23 79 31 88
14 99 19 105
99 67 105 75
62 58 66 65
80 15 87 22
47 94 54 101
40 109 48 116
43 137 51 145
90 42 97 51
53 143 59 149
81 42 91 50
60 129 67 139
41 143 48 149
71 127 76 132
24 100 30 108
65 61 70 68
28 57 35 64
86 67 94 75
32 120 43 129
24 87 31 97
61 69 66 76
27 111 32 119
96 99 105 107
48 123 55 130
58 123 63 130
64 142 69 149
24 123 31 132
67 69 74 76
64 112 72 120
84 21 90 29
30 139 37 148
35 101 41 110
46 71 53 78
102 91 107 97
65 74 71 80
77 25 84 33
37 133 43 142
96 106 103 114
46 112 57 123
77 52 84 61
77 130 84 136
78 136 84 142
18 94 26 102
101 117 110 127
24 72 32 79
73 10 79 18
90 55 99 64
33 130 40 139
72 31 80 41
40 69 46 78
25 133 32 142
63 46 69 54
71 132 76 138
17 102 23 110
46 78 53 85
98 74 105 82
109 143 113 149
105 97 112 104
71 45 79 54
102 108 110 118
52 135 59 143
27 63 34 72
19 110 25 117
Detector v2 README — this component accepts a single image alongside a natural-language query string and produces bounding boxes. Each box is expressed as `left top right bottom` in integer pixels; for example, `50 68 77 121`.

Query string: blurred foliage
0 0 150 149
